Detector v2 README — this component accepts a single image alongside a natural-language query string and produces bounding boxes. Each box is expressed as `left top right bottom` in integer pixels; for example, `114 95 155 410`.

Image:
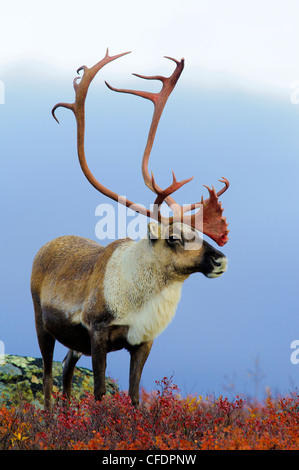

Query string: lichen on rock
0 354 118 407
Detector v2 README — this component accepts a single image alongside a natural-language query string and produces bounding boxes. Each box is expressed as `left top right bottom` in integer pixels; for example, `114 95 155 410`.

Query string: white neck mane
104 239 183 345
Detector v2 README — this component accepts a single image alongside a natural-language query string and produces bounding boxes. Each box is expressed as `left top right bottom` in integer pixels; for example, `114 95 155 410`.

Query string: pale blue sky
1 1 299 399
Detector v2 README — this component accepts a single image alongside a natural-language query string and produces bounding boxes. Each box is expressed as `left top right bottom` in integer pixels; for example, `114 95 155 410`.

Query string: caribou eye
167 235 183 247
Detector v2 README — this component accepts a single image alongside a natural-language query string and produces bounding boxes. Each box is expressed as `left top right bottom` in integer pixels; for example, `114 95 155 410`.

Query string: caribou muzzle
200 241 228 278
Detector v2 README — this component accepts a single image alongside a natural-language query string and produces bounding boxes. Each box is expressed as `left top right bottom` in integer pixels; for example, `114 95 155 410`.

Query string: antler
106 56 187 201
106 55 229 245
52 49 144 214
52 49 229 246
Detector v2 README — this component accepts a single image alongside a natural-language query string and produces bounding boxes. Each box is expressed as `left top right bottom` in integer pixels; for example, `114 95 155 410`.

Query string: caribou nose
208 255 228 278
211 257 222 267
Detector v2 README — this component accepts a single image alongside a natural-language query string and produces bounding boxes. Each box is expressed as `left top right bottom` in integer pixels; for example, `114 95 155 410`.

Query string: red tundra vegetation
0 377 298 450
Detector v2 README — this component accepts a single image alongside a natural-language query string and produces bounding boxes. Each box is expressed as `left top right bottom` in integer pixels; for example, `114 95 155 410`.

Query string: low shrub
0 377 298 450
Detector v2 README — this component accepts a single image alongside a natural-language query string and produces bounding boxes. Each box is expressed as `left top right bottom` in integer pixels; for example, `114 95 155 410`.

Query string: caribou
31 49 229 409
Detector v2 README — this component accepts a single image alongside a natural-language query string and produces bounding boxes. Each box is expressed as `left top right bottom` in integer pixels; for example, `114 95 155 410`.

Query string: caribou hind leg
62 350 82 401
33 298 56 410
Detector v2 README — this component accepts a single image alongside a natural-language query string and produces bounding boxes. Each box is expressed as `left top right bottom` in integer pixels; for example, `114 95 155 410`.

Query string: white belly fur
104 240 183 345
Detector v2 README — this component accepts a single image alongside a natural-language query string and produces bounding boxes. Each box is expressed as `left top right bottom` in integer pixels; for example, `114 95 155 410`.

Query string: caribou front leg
128 340 153 407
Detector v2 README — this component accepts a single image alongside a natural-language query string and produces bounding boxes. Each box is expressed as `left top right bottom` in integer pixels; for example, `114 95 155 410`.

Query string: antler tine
216 177 230 198
182 177 230 214
52 49 131 121
105 80 157 103
52 102 75 124
151 171 194 214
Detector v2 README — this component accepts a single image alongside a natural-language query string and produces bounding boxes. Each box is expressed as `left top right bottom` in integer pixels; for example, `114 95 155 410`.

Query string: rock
0 354 118 407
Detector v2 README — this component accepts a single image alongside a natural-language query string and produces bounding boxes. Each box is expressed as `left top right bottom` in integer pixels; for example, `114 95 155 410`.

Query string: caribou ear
147 222 161 242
